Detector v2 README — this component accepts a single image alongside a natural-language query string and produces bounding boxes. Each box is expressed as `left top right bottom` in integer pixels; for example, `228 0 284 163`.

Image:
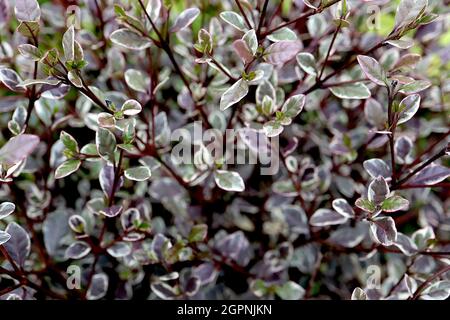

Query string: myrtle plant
0 0 448 301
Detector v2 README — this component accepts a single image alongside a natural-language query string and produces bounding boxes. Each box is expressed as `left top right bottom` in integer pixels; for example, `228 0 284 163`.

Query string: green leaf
357 55 387 86
117 144 137 153
17 21 39 39
97 112 116 128
124 166 151 181
40 48 59 67
18 78 60 87
115 8 146 33
275 281 305 300
330 83 371 99
263 120 284 137
296 52 317 76
10 106 27 134
355 198 377 213
397 94 420 124
341 0 348 16
17 44 41 61
110 29 151 50
188 224 207 243
8 121 21 135
351 287 367 300
60 131 79 153
394 0 428 30
267 27 297 42
96 128 116 162
332 18 350 28
250 279 270 297
242 29 258 55
381 195 409 212
124 69 150 93
281 94 306 118
220 79 249 111
122 120 136 144
62 25 75 62
74 41 85 64
214 170 245 192
412 226 435 250
80 143 98 159
219 11 247 31
121 99 142 116
399 80 431 94
261 95 274 116
170 7 200 33
55 159 81 179
195 29 213 54
417 12 438 26
68 70 82 87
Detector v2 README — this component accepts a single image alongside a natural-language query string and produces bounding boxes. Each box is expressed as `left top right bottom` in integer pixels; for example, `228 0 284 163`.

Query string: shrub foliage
0 0 449 300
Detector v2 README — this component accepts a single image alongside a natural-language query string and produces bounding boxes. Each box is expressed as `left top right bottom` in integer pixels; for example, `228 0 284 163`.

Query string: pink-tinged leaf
309 209 349 227
110 29 151 50
3 222 31 267
265 41 303 65
393 53 421 71
408 164 450 186
0 0 11 28
363 158 391 179
386 39 414 49
65 241 91 259
0 68 26 93
232 39 253 64
0 134 40 167
100 205 123 218
394 233 418 256
99 164 124 198
395 136 413 164
331 199 355 218
369 216 397 246
368 176 390 205
214 231 252 267
170 7 200 33
328 224 367 248
86 273 108 300
357 55 387 86
14 0 40 22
